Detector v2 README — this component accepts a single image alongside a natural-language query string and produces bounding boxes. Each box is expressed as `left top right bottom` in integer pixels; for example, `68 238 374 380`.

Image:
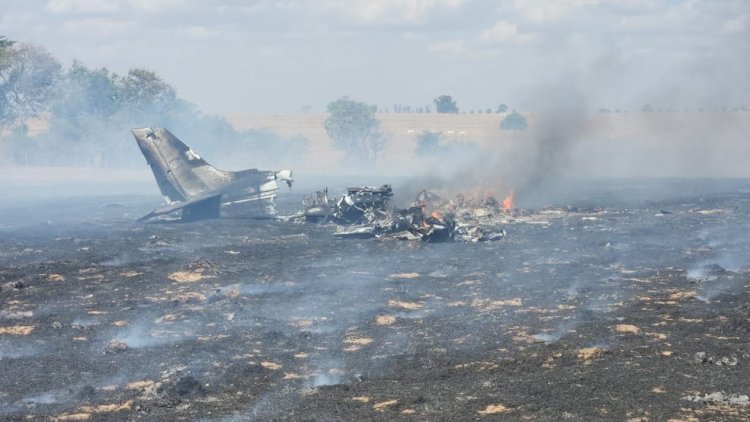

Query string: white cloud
46 0 194 15
480 20 536 44
61 17 136 34
46 0 123 14
185 25 219 40
722 14 748 33
511 0 599 22
15 0 750 113
428 39 467 54
320 0 466 24
128 0 191 14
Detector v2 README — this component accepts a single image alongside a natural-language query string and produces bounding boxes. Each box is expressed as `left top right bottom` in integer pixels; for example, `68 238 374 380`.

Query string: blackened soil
0 182 749 421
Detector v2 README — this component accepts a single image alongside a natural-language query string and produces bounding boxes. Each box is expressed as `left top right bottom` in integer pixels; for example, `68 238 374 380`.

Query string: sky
1 0 748 114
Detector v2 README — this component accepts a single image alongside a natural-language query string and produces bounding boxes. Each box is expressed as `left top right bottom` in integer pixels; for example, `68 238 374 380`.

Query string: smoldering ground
1 181 749 420
392 94 750 211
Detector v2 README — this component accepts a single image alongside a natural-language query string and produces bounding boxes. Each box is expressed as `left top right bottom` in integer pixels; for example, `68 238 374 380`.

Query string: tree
0 43 61 126
118 68 185 123
0 36 14 131
324 97 384 163
500 110 527 130
496 104 508 113
434 95 458 113
0 38 312 168
0 36 14 62
53 60 120 120
414 131 441 156
41 61 124 166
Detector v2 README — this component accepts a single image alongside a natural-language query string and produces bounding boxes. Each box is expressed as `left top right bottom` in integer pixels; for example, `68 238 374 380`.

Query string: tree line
324 95 527 164
0 37 308 168
1 35 528 168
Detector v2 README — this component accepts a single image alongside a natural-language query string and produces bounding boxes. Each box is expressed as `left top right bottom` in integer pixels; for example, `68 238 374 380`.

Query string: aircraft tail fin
132 127 231 202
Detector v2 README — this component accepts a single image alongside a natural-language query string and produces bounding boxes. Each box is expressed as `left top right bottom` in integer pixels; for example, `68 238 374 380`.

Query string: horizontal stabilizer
138 193 222 222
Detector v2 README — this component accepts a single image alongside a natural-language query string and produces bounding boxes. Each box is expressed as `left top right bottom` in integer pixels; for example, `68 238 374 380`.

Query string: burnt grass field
0 179 749 421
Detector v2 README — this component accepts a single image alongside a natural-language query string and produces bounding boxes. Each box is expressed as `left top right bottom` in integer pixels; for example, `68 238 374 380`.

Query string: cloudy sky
1 0 748 113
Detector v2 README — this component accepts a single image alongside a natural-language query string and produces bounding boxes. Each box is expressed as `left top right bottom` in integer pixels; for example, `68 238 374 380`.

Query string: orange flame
502 190 515 211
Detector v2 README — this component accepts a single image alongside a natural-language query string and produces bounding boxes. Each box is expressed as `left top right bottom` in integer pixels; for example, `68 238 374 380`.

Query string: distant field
225 112 750 177
225 112 516 143
7 111 750 180
224 113 534 174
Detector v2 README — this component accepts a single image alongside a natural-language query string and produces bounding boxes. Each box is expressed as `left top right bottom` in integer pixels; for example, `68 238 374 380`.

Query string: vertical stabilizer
132 127 231 203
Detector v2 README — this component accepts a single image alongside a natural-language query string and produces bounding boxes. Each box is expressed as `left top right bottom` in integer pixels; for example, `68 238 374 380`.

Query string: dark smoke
509 86 588 204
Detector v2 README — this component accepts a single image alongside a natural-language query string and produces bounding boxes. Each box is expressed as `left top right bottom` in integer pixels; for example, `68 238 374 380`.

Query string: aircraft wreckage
301 185 507 242
134 127 507 242
133 127 293 222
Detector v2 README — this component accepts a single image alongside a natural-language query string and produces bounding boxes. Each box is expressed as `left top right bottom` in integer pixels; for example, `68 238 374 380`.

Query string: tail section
132 127 231 203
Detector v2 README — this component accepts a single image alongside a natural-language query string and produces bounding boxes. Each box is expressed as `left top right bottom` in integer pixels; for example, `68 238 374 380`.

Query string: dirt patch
615 324 640 334
261 361 282 370
345 336 374 345
669 290 697 300
0 325 34 335
168 260 216 283
79 400 134 413
127 380 156 390
375 315 396 326
388 300 423 310
472 297 523 310
577 347 607 361
478 404 510 415
388 272 420 279
168 271 204 283
47 273 65 282
373 399 398 412
291 319 314 328
52 413 92 421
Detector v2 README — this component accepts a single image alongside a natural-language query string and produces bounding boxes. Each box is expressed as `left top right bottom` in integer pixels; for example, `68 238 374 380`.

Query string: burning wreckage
133 127 507 242
302 185 508 243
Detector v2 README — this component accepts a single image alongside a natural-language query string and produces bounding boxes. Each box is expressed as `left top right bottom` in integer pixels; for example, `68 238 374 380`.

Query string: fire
502 190 515 211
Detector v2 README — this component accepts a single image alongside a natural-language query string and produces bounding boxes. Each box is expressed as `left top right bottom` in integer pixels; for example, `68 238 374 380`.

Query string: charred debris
132 127 507 243
301 184 507 243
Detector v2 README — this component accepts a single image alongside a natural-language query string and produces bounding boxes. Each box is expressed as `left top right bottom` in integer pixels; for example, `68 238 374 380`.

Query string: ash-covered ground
1 179 749 421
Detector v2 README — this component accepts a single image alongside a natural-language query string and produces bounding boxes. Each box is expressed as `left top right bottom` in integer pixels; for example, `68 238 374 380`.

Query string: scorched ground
0 180 748 421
